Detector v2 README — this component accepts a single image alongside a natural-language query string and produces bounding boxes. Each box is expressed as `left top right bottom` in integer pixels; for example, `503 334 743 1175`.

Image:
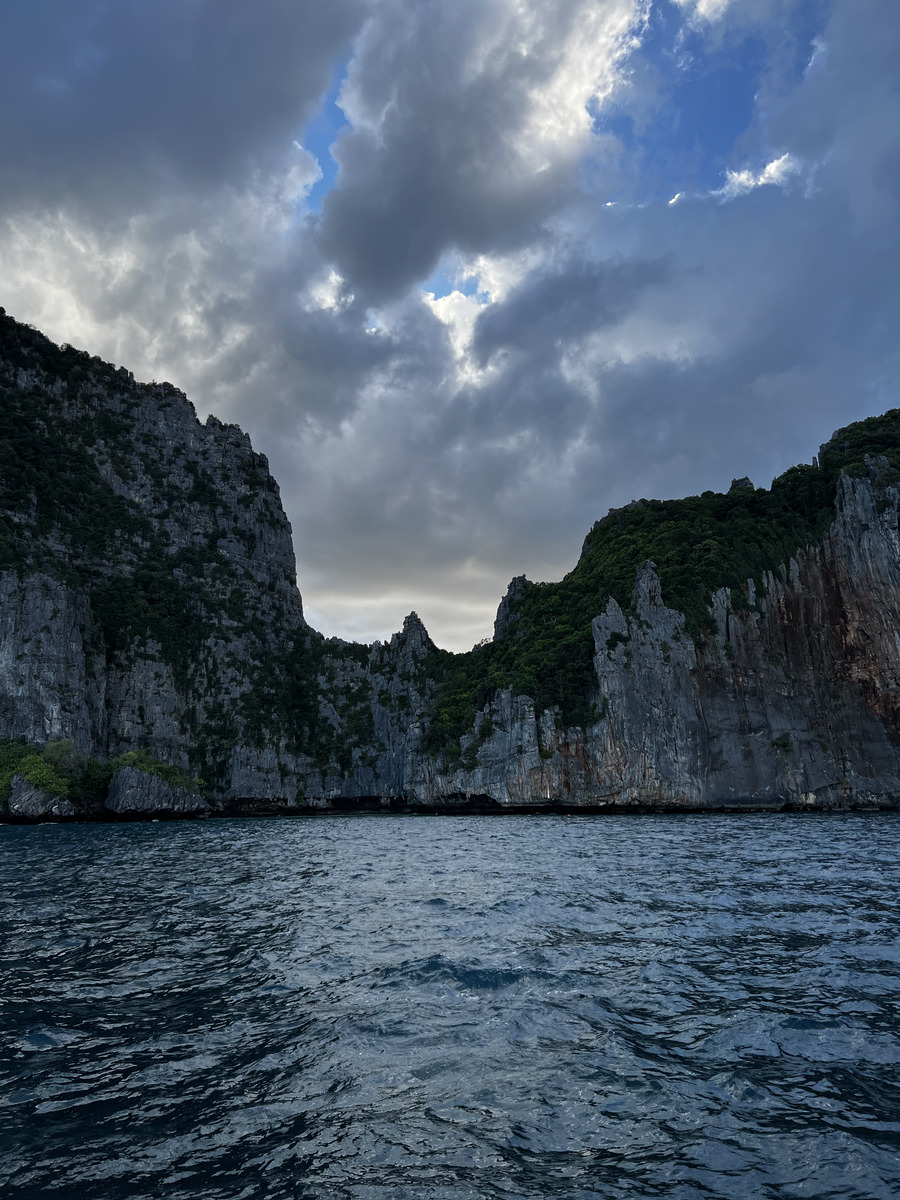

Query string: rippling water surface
2 815 899 1199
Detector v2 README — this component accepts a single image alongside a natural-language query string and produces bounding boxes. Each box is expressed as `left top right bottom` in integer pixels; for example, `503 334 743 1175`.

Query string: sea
1 814 898 1199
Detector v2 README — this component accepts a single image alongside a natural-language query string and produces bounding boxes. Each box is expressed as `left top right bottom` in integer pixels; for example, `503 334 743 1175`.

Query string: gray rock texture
281 472 900 812
7 775 77 819
493 576 532 641
2 311 900 815
0 313 311 800
105 766 209 816
396 472 900 810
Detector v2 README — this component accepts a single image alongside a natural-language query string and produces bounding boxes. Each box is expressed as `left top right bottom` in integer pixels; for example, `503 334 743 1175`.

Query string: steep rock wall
287 473 900 811
3 311 900 813
0 314 311 791
381 474 900 809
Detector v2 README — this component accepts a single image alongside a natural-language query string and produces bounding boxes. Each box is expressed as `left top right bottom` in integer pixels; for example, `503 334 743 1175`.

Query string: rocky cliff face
2 309 899 814
105 767 210 817
545 470 900 809
284 473 900 811
0 310 312 792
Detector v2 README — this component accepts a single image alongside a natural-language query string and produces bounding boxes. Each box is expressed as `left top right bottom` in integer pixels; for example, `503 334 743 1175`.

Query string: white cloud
718 152 804 199
671 0 735 21
424 288 486 369
805 36 829 76
308 270 352 313
507 0 642 173
461 249 545 305
284 143 323 206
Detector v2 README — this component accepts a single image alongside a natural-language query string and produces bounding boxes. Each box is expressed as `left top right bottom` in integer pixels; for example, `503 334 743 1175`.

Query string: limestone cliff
2 308 899 816
474 470 900 810
0 309 312 790
283 471 900 812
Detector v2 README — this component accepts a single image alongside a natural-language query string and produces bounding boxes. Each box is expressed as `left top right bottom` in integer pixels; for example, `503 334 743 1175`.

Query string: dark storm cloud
470 258 671 365
316 0 633 301
0 0 364 212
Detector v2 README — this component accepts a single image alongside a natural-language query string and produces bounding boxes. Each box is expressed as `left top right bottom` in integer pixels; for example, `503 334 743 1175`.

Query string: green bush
20 754 70 796
41 739 84 778
0 738 209 806
0 740 69 800
0 739 33 801
109 749 205 793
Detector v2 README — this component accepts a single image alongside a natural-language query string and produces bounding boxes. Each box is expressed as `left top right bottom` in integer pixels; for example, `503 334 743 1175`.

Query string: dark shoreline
4 795 900 824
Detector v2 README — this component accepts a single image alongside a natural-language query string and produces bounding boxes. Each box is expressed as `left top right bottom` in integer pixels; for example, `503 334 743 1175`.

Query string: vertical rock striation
0 311 311 794
386 471 900 809
1 308 899 815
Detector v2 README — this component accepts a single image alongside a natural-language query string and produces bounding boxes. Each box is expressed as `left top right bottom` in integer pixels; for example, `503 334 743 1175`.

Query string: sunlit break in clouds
1 0 898 649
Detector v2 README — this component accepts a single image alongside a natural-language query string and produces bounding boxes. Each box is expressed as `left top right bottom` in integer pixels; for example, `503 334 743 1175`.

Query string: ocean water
1 814 899 1200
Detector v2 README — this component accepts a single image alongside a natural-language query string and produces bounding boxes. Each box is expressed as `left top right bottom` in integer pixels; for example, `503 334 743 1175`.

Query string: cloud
470 257 671 366
672 0 736 20
0 0 897 651
670 0 798 30
0 0 364 215
316 0 641 301
717 151 806 198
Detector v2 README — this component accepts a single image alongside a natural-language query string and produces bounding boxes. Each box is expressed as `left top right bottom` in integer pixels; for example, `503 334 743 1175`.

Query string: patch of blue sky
421 261 484 302
300 56 352 213
593 0 827 203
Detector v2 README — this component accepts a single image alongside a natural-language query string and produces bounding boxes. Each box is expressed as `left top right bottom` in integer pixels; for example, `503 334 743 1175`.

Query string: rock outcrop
105 767 210 816
2 307 900 816
493 576 532 641
6 775 77 819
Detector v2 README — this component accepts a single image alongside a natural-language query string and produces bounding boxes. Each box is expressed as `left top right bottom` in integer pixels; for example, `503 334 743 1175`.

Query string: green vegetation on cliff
0 308 314 782
3 307 900 784
421 410 900 757
0 740 71 800
0 320 149 575
0 309 215 679
0 738 204 808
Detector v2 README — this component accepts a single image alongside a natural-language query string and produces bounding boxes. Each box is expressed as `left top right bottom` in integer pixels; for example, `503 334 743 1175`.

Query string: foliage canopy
420 409 900 755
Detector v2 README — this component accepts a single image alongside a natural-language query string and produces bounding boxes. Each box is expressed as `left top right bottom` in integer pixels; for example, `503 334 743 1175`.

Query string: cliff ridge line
2 306 900 815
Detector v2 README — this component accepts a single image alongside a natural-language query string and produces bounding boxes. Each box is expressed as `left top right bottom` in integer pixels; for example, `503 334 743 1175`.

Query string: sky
1 0 898 650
